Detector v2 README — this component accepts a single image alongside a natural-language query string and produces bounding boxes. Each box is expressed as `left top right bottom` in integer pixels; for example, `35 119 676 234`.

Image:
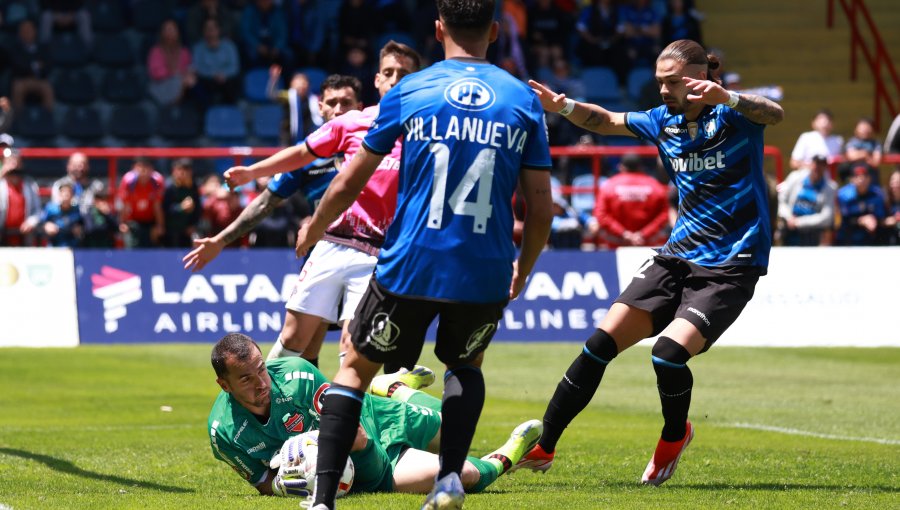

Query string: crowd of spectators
0 1 898 250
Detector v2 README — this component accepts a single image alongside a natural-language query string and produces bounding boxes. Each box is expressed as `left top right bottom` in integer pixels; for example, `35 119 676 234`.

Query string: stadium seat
12 106 57 142
50 33 90 68
157 105 201 141
243 68 273 103
570 174 601 215
101 68 145 104
205 105 247 143
53 69 97 105
298 67 328 95
93 33 135 68
62 105 103 142
251 104 283 144
109 104 153 141
626 67 655 102
581 66 621 102
89 0 126 33
131 0 167 33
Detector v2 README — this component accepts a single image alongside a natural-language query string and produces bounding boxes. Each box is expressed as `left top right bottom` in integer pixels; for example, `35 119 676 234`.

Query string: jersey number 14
427 143 496 234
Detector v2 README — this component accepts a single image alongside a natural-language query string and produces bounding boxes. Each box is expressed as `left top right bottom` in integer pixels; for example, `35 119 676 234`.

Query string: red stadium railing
827 0 900 130
19 145 786 201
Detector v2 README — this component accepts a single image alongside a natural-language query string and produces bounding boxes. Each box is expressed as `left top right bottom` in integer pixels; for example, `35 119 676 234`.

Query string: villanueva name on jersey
669 151 726 172
404 115 529 153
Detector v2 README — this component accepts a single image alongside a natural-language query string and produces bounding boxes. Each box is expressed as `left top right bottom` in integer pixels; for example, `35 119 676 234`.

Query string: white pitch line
727 422 900 445
0 503 14 510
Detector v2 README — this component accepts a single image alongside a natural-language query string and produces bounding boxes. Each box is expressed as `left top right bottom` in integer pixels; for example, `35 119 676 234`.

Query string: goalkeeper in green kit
207 333 541 498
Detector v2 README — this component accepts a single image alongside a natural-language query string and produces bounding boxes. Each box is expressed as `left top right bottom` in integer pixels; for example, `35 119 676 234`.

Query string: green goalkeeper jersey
207 357 442 491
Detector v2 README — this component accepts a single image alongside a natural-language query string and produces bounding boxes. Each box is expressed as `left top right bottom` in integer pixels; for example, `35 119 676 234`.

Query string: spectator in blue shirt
837 164 887 245
240 0 292 69
193 18 241 105
619 0 662 66
41 179 83 247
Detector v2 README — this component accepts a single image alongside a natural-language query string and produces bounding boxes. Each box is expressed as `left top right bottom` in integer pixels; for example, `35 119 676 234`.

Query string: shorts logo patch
368 312 401 351
687 306 711 326
463 323 496 358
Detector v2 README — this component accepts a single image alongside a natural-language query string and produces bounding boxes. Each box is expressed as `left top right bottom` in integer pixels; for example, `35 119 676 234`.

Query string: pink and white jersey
305 105 401 251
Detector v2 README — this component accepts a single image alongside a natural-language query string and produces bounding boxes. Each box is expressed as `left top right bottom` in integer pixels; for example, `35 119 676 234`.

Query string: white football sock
266 336 302 360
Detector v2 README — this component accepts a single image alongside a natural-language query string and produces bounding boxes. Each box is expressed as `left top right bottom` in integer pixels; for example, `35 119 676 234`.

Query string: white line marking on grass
728 422 900 445
0 503 14 510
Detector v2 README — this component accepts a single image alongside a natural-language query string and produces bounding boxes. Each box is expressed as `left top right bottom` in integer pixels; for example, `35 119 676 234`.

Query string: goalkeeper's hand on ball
271 464 310 497
274 434 308 469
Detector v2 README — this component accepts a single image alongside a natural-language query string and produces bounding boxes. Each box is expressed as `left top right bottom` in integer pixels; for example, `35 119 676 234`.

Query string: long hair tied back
658 39 723 86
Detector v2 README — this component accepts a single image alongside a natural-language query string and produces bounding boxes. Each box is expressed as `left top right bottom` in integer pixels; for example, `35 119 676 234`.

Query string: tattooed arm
734 94 784 126
528 80 633 136
183 189 285 271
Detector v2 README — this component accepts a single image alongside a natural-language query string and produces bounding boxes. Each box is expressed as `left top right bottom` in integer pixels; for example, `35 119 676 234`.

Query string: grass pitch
0 343 897 509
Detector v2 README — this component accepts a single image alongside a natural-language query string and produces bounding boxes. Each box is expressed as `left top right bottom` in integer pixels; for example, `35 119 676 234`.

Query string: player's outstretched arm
683 77 784 125
224 145 317 188
182 189 285 271
511 169 554 299
528 80 631 137
295 148 383 257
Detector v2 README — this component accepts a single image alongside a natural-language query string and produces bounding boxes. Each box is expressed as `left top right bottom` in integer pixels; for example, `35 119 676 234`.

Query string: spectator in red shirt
590 153 669 248
117 157 165 248
202 179 244 247
0 149 42 246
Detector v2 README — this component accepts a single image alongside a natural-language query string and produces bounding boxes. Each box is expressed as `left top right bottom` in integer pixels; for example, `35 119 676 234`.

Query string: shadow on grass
0 447 193 493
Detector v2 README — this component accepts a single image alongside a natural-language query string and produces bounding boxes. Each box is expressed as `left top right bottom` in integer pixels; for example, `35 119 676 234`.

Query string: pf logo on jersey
444 78 496 112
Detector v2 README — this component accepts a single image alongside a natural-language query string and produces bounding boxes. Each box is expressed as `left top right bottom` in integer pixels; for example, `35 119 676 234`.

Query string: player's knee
459 461 481 489
584 329 619 364
651 336 691 366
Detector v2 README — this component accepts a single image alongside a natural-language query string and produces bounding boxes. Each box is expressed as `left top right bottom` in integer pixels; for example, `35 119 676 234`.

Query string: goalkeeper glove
271 464 309 497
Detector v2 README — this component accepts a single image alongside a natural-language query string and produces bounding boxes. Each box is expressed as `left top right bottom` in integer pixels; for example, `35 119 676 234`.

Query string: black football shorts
349 277 507 366
616 254 762 350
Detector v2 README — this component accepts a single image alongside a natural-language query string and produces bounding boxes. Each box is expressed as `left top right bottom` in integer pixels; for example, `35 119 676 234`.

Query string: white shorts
285 240 378 323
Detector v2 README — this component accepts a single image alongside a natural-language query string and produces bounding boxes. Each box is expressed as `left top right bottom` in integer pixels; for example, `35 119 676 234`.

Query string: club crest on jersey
705 120 717 138
282 412 305 433
463 323 496 358
367 312 401 351
687 122 698 140
444 78 496 112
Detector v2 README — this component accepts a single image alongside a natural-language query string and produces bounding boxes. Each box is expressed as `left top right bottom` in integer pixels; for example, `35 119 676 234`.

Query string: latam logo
91 266 142 333
444 78 495 111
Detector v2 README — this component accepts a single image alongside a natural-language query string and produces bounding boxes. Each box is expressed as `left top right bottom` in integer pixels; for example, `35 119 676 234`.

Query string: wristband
558 98 576 117
725 91 740 108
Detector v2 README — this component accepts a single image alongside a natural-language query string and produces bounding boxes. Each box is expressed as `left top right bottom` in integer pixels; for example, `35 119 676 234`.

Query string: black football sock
437 365 485 480
312 384 364 509
383 361 410 374
540 329 619 453
652 336 693 442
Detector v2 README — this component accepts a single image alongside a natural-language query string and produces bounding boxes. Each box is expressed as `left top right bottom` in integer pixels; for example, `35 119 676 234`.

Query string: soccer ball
297 430 355 498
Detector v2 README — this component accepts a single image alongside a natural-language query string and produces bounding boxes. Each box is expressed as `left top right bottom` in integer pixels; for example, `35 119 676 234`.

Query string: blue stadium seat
243 68 273 103
581 66 620 102
205 105 247 143
93 33 135 68
570 174 601 215
109 105 153 141
12 106 57 142
89 0 125 33
131 0 167 33
298 67 328 94
101 68 145 104
62 105 103 142
157 105 201 141
626 67 655 102
53 69 96 105
251 104 283 144
50 33 90 68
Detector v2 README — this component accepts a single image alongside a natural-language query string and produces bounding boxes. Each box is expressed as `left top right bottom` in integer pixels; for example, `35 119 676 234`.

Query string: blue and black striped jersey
627 104 771 269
